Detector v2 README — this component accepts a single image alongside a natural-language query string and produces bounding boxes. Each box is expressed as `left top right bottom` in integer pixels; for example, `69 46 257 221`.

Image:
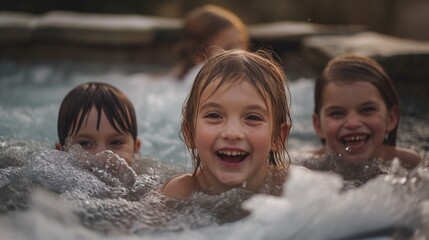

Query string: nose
220 119 244 140
344 112 362 129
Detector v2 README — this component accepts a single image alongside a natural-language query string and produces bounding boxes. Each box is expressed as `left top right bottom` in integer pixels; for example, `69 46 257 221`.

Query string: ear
55 142 62 150
134 138 141 153
271 122 290 151
387 106 399 131
312 112 325 139
280 122 290 143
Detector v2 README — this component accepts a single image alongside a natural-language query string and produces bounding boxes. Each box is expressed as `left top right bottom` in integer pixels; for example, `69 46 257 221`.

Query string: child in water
171 4 250 80
312 54 421 168
56 82 141 185
160 49 292 198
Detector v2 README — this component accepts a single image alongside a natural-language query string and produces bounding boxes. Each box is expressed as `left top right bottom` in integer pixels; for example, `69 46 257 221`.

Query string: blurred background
1 0 429 83
2 0 428 40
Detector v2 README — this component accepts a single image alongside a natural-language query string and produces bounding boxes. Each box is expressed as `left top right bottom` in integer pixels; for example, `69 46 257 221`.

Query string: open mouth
216 150 248 163
340 134 369 152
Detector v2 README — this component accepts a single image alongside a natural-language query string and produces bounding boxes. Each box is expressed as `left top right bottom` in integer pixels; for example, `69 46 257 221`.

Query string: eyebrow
323 100 379 110
199 101 269 114
246 104 269 114
199 102 221 111
360 101 379 106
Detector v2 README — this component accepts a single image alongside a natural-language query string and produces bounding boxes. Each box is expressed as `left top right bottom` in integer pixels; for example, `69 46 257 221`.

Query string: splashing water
0 60 428 239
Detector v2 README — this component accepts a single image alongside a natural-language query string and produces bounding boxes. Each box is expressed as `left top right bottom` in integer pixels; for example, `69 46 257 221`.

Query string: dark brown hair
314 55 400 146
57 82 137 147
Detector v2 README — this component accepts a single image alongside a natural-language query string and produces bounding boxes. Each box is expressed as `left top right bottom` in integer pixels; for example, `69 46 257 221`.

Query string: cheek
320 118 338 134
194 124 214 147
117 149 135 164
249 129 273 150
372 116 391 134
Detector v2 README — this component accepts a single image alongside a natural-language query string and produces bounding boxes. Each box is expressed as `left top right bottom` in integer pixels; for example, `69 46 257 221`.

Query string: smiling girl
312 55 421 168
160 49 292 198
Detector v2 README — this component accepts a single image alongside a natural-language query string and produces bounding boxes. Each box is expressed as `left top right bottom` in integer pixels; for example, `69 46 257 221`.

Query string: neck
194 166 269 195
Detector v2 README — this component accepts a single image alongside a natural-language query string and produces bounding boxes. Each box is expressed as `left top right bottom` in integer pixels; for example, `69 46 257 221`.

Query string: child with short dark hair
56 82 141 186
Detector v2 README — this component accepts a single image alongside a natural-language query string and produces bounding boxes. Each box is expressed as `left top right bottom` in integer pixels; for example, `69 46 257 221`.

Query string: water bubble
398 177 407 185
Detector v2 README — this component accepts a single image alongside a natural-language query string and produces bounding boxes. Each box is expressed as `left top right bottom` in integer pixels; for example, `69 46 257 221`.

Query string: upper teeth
344 135 366 141
218 150 247 156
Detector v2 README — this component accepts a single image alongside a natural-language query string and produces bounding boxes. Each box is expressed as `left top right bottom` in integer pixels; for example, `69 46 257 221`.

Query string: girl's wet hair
314 54 400 146
57 82 137 147
181 49 291 175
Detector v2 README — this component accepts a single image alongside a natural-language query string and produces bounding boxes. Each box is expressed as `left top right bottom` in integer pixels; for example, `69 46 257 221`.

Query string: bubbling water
1 137 429 239
0 60 429 239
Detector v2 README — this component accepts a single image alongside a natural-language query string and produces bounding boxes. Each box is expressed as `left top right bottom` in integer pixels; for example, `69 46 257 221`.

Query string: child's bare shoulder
309 147 325 156
384 146 422 169
395 147 422 168
159 174 196 199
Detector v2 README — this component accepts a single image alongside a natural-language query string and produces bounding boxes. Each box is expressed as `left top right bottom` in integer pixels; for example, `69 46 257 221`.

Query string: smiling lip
340 134 369 153
215 148 249 167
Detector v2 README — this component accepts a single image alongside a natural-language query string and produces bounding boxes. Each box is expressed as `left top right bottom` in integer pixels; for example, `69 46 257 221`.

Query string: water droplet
345 146 351 152
242 181 247 188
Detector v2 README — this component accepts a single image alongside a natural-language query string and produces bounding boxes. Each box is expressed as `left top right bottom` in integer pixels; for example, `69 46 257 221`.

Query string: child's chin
342 153 372 163
219 176 247 188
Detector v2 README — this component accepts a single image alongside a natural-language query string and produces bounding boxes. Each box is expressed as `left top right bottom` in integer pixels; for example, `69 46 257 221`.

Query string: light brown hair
181 49 291 174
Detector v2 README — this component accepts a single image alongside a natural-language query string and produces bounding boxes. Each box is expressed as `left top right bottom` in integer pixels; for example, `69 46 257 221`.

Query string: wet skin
67 106 140 165
194 79 276 193
313 81 397 162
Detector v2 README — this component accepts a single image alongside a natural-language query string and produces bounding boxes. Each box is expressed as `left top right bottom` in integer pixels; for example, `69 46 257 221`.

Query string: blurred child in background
171 4 250 81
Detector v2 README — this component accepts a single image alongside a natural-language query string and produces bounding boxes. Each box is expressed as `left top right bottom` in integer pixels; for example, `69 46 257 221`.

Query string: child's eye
361 106 376 114
246 114 263 121
77 141 92 149
205 112 222 119
328 109 345 118
110 140 124 146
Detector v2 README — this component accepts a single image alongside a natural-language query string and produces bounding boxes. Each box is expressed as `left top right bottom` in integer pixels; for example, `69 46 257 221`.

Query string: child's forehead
76 105 113 123
200 77 260 98
198 77 272 109
327 80 376 89
323 81 383 101
75 106 102 122
73 106 127 131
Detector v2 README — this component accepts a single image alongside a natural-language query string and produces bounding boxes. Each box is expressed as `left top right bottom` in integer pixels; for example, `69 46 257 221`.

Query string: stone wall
2 0 429 40
1 11 429 85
